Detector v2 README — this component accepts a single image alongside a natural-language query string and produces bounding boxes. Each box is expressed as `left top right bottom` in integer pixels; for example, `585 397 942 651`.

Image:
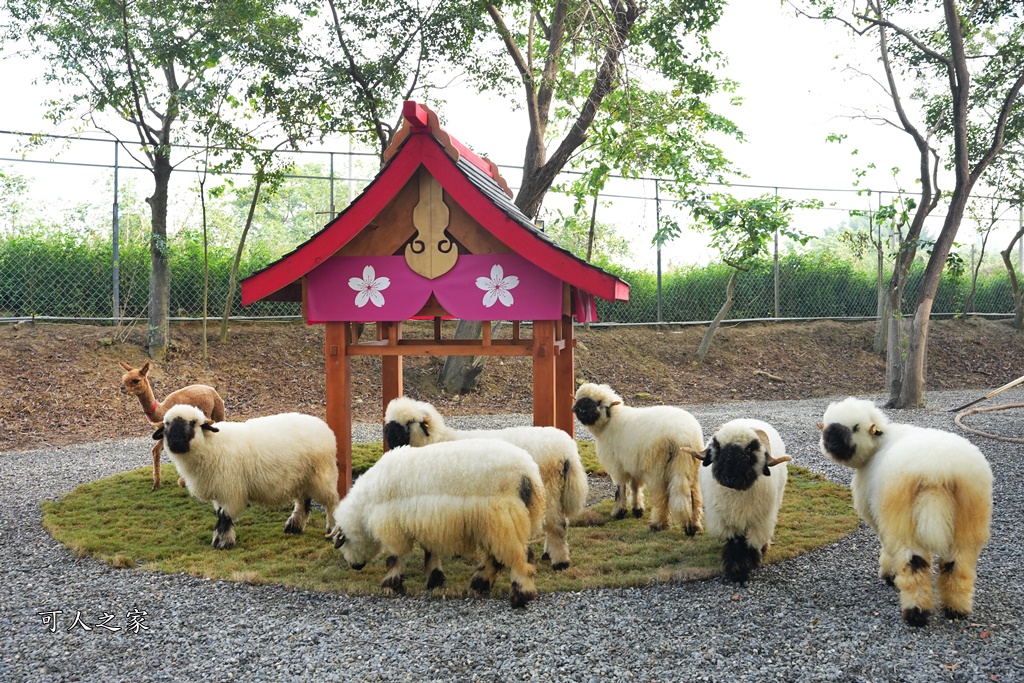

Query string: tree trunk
438 320 485 393
696 270 738 363
145 153 172 360
221 170 264 342
1000 226 1024 331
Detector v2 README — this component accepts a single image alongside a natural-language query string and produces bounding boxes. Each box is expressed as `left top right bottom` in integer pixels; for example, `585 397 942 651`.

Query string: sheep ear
334 533 347 549
201 421 219 433
753 429 772 458
118 361 133 371
610 401 622 407
868 424 883 436
816 422 824 431
152 426 164 440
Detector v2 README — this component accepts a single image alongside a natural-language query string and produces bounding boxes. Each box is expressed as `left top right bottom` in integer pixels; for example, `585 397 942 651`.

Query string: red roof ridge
384 101 513 199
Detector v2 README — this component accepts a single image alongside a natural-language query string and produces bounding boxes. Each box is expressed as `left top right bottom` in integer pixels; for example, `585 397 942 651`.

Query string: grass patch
42 446 857 600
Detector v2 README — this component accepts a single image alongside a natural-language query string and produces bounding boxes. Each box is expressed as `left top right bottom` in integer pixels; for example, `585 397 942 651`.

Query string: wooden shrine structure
241 101 630 496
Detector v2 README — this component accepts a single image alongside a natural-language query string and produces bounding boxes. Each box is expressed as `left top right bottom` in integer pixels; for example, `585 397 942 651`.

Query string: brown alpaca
119 361 226 490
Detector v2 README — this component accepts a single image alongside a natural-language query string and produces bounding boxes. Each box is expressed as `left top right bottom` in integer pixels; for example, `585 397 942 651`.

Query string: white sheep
694 419 792 583
154 404 340 550
384 396 588 570
572 382 704 534
819 397 993 627
331 439 546 608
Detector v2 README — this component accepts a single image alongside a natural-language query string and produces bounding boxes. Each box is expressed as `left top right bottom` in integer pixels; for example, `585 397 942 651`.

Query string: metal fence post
112 141 120 322
329 152 336 219
773 187 779 318
655 179 662 322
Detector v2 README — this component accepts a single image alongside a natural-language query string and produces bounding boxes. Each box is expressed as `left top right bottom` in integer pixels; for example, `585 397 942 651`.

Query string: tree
663 193 815 362
544 210 632 264
798 0 1024 407
3 0 306 359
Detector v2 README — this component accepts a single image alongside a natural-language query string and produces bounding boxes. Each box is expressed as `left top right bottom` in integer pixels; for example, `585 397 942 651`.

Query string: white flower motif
348 265 390 308
475 264 519 308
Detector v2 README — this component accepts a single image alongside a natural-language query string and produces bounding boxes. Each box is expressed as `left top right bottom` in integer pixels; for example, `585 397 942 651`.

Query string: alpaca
119 361 226 490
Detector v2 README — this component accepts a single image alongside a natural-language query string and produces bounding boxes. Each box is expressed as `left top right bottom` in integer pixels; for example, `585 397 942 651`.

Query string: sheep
119 360 226 490
572 382 704 534
818 397 993 627
331 439 546 608
693 419 792 583
383 396 588 570
152 404 340 550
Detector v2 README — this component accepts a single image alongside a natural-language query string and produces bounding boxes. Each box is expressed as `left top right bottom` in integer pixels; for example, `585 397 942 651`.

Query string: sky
0 2 1012 268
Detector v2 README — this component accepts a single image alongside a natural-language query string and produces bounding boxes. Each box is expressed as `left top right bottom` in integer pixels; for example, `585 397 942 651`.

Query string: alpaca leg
284 498 311 534
894 552 935 627
647 484 670 532
151 441 162 490
424 549 446 590
937 549 980 619
212 507 237 550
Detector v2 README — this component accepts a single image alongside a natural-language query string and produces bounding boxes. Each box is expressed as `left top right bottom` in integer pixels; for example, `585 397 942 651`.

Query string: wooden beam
533 319 557 427
325 321 352 497
380 321 403 450
555 313 575 437
346 340 532 357
482 320 491 346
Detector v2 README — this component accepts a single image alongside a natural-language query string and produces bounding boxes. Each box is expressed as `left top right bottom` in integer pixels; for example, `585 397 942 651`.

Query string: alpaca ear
152 426 164 440
140 361 151 376
119 361 133 371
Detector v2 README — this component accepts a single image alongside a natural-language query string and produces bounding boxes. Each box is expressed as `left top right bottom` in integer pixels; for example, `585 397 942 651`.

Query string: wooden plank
555 313 575 437
325 322 352 497
482 320 491 346
380 321 403 449
533 320 557 427
347 342 532 357
338 179 419 257
406 169 457 279
446 197 513 255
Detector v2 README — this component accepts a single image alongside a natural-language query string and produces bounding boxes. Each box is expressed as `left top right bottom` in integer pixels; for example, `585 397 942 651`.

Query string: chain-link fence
1 131 1021 326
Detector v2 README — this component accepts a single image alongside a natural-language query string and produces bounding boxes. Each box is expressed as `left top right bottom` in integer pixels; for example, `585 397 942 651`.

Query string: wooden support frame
325 322 353 497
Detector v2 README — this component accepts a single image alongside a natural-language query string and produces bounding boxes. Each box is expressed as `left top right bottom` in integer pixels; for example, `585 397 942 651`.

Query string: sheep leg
506 547 538 609
150 441 162 490
543 517 571 571
722 536 760 584
284 498 312 535
878 548 898 587
212 507 237 550
424 549 446 590
647 484 670 532
469 555 503 595
894 552 935 627
937 550 979 619
314 486 341 538
381 554 407 595
630 478 645 518
611 484 629 520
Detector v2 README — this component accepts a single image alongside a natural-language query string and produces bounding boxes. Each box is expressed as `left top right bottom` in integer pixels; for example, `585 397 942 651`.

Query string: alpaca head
119 361 152 398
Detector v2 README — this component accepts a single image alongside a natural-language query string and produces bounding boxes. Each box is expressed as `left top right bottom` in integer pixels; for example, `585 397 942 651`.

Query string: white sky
0 1 1014 268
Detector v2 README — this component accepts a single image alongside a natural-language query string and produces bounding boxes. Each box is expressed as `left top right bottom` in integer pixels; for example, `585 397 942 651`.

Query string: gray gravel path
2 389 1023 682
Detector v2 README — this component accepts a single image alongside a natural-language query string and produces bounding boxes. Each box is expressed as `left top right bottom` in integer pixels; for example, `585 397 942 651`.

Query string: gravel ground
2 389 1023 682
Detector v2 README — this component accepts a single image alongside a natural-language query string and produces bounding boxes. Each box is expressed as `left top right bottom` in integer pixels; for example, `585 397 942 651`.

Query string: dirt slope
0 316 1019 453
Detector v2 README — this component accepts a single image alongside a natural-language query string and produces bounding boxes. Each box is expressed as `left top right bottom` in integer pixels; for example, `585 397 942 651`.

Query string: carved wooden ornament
405 169 457 279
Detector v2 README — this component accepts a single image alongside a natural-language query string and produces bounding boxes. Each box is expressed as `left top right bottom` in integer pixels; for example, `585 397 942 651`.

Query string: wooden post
325 321 353 497
380 320 403 449
555 313 575 437
532 319 557 427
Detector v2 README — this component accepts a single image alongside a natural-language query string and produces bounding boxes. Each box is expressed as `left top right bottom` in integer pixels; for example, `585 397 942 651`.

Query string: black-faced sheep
331 439 546 608
819 397 993 627
153 404 340 550
383 396 587 570
694 419 792 583
572 383 704 534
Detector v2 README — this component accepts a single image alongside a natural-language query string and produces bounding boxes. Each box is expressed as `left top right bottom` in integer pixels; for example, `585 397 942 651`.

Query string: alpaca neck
134 384 162 421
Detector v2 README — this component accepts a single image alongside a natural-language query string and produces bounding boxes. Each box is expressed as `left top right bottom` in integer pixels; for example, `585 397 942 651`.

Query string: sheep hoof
649 521 667 532
526 547 535 564
212 536 236 551
151 483 160 492
469 575 492 595
901 607 930 627
551 561 569 572
540 551 550 562
943 607 969 621
426 569 446 590
381 575 406 595
632 507 644 519
684 524 699 537
882 574 896 587
612 509 628 520
177 477 186 488
508 582 535 609
283 522 304 535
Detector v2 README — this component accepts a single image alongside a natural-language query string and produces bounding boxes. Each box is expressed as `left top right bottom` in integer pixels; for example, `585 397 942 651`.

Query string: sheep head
331 509 379 570
154 404 218 455
818 397 888 468
572 383 623 430
383 396 442 448
118 360 152 397
700 422 791 491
